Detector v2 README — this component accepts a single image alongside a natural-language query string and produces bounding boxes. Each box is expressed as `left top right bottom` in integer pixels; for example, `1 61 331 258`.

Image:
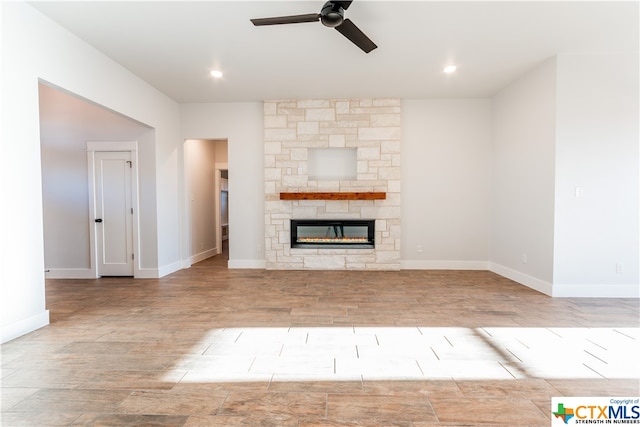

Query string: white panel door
94 151 134 276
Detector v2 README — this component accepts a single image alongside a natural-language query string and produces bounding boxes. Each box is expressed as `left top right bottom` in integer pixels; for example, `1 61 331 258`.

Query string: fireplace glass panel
291 219 375 249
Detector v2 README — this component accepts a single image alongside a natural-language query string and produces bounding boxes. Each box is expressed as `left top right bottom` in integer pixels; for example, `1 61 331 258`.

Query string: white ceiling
30 1 638 103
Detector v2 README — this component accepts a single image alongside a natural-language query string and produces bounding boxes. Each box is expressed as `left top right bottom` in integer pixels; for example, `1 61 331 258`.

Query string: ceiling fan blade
333 1 354 10
251 13 319 26
335 18 377 53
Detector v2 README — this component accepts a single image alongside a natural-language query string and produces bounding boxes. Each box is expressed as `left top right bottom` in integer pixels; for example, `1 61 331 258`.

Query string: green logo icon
553 403 575 424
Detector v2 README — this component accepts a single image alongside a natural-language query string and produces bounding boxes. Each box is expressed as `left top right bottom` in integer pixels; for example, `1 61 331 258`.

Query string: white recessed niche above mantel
308 148 357 181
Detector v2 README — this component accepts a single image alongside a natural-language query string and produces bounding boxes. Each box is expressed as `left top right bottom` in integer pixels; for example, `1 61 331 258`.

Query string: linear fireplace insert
290 219 375 249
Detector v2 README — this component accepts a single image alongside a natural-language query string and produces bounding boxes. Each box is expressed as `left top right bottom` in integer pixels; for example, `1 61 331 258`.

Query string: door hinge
131 208 133 214
132 253 134 260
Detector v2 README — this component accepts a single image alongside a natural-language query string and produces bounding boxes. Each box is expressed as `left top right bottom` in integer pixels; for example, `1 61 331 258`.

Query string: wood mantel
279 192 386 201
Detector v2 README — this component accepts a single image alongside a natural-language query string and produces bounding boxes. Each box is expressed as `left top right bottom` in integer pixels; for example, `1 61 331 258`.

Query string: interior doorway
184 139 228 265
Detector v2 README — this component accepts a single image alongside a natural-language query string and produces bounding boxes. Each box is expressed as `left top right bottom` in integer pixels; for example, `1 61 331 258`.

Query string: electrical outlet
521 253 528 264
616 263 623 274
417 245 423 253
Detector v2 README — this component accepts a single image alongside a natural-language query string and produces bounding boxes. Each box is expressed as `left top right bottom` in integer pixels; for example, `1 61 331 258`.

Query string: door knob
95 218 103 223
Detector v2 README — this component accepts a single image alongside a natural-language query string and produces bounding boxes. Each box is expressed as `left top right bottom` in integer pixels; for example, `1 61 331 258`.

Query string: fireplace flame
298 237 370 243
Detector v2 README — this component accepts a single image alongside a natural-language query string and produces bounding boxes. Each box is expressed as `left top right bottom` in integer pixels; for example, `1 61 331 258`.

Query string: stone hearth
264 99 401 270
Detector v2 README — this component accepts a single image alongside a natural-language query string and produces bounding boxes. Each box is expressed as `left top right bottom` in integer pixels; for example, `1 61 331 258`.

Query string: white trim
87 140 137 151
190 248 218 265
157 260 183 277
86 149 99 278
552 283 640 298
228 259 267 269
136 268 160 279
1 310 50 344
401 260 489 270
131 148 142 278
44 268 93 279
215 163 228 256
86 141 141 278
489 262 553 296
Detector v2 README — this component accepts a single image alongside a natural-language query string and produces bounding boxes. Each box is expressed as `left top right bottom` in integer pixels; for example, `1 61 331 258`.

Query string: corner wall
490 53 639 298
490 58 558 295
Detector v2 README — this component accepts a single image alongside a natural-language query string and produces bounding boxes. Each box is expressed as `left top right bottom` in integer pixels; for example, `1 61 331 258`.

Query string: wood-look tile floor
2 253 639 426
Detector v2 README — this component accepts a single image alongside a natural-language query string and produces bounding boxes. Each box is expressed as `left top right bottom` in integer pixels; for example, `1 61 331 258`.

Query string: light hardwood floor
2 253 639 426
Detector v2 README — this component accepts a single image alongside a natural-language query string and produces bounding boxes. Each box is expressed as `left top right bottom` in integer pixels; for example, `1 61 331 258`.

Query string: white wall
401 99 492 269
1 2 181 342
180 103 264 267
490 58 558 295
553 53 639 296
136 130 160 270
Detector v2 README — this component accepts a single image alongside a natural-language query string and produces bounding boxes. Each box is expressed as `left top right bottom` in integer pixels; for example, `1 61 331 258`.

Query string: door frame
87 141 140 278
214 163 228 256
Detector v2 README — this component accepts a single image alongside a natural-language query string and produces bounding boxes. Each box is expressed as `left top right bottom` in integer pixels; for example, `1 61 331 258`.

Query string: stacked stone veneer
264 99 401 270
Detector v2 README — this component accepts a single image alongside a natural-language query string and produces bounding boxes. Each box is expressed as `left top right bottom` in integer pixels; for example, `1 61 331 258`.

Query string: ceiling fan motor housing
320 1 344 27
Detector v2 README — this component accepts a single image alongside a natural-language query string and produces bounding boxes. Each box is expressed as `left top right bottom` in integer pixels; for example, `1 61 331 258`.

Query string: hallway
1 259 638 426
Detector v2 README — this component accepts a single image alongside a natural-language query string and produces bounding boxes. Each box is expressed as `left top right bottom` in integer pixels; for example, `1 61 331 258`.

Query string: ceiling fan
250 1 377 53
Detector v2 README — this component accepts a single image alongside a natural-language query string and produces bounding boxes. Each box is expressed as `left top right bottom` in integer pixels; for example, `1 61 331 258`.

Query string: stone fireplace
264 99 401 270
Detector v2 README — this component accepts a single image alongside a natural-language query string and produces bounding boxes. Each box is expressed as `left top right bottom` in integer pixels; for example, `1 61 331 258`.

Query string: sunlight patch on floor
167 327 640 383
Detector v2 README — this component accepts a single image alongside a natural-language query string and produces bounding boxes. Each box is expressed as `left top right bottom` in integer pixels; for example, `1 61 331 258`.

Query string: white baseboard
552 283 640 298
401 260 489 270
489 262 553 296
1 310 50 344
43 267 167 280
134 268 160 279
156 260 183 278
44 268 95 279
190 248 218 265
228 259 267 269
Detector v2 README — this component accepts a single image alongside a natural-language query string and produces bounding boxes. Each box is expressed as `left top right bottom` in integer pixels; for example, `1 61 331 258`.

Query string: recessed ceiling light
210 70 223 78
443 65 457 74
